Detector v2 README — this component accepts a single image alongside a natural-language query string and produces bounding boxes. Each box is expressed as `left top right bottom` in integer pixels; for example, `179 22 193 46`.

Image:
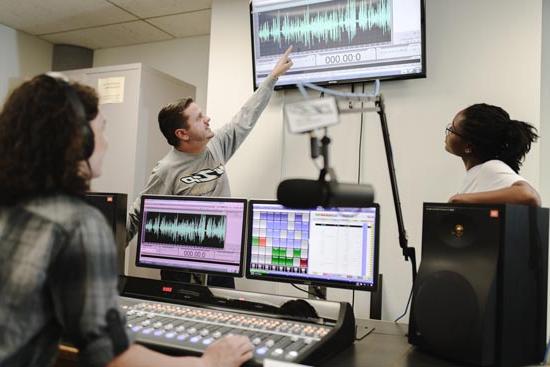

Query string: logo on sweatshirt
180 165 225 184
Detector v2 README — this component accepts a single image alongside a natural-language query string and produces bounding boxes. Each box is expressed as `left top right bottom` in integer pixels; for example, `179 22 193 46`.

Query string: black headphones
45 73 95 160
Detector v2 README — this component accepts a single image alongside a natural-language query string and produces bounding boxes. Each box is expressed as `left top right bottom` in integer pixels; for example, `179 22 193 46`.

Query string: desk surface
321 319 465 367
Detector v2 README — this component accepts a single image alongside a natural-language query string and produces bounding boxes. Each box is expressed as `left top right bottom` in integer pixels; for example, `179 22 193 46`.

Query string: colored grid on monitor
136 195 247 276
247 201 379 290
250 209 310 273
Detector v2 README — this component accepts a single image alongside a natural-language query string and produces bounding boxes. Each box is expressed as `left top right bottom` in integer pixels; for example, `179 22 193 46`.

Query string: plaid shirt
0 194 129 367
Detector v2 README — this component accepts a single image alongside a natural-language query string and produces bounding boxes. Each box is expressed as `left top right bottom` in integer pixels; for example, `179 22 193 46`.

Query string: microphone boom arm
298 82 417 283
376 95 417 282
315 134 337 183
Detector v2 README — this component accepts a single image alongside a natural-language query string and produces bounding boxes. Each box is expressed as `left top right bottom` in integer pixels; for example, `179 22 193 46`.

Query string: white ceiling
0 0 212 49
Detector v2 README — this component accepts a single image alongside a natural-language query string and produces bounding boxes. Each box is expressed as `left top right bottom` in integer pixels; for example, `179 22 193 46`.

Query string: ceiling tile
110 0 212 18
0 0 136 35
40 21 173 49
148 9 211 38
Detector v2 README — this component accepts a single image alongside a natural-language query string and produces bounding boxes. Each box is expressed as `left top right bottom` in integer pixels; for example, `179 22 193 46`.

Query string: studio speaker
84 192 128 275
409 203 548 367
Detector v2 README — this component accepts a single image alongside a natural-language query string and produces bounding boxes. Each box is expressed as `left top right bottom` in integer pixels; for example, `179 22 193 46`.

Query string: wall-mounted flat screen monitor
250 0 426 88
246 200 379 290
136 195 247 277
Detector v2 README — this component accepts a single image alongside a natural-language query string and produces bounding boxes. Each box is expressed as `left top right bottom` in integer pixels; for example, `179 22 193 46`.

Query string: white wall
207 0 545 321
0 24 52 105
93 36 210 109
369 0 543 321
541 0 550 337
541 0 550 206
206 0 288 301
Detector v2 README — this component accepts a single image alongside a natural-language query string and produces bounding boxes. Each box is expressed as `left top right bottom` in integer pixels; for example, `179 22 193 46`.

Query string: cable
357 82 365 183
281 89 287 181
353 83 365 318
290 283 322 299
394 285 414 323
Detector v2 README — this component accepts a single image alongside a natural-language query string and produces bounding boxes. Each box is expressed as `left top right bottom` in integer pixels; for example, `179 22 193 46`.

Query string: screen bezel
245 199 380 291
135 194 248 278
249 0 427 90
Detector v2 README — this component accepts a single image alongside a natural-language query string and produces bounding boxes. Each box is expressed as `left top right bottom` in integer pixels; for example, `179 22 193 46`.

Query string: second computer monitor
246 200 380 290
136 195 247 277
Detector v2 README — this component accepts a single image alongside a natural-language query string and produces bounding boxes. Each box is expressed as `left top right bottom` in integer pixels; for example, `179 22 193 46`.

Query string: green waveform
146 213 226 244
258 0 391 47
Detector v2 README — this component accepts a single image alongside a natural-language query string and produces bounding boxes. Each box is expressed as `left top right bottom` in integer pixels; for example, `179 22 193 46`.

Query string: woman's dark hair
158 97 194 147
0 74 99 205
459 103 538 173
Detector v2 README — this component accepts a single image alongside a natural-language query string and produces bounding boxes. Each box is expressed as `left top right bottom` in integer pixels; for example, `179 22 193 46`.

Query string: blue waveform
258 0 391 49
144 211 226 248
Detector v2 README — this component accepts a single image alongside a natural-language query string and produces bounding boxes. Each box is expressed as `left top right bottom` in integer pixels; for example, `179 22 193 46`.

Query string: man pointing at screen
127 46 293 287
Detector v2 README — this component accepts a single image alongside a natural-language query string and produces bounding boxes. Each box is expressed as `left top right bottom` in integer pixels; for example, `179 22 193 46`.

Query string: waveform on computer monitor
257 0 392 56
144 211 226 248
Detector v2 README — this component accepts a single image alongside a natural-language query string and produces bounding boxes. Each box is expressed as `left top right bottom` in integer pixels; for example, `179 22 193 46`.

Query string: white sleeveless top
459 160 526 194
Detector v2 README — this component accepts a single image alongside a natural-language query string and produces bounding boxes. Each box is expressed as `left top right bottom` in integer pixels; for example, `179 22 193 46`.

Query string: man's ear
175 128 189 141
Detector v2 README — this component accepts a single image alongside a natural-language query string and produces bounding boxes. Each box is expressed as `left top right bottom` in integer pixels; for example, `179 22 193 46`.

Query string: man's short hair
158 98 194 147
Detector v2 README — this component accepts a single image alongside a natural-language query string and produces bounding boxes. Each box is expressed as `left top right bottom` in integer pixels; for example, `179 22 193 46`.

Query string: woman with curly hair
445 103 540 206
0 74 252 367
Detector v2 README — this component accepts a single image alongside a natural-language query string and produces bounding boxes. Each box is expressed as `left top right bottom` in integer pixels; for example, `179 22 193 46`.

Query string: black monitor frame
249 0 427 90
245 199 380 291
135 195 248 278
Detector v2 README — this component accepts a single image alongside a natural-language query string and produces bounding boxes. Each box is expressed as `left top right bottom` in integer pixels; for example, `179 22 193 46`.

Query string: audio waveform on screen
144 211 226 248
257 0 392 56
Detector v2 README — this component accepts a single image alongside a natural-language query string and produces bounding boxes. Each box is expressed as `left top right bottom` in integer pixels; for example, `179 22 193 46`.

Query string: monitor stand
308 285 327 300
193 273 207 286
307 285 376 340
355 319 376 340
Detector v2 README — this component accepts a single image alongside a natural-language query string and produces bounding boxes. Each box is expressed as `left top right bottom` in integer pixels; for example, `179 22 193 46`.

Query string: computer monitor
250 0 426 89
84 192 127 274
136 195 247 277
246 200 379 290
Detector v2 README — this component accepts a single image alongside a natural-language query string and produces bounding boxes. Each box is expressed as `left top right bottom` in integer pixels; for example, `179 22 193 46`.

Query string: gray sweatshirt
127 76 277 241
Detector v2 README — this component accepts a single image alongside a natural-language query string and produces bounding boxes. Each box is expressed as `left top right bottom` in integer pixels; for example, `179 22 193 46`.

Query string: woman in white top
445 103 541 206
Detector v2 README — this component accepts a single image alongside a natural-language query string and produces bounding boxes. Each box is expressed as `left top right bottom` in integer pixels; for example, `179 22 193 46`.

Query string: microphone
277 179 375 209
